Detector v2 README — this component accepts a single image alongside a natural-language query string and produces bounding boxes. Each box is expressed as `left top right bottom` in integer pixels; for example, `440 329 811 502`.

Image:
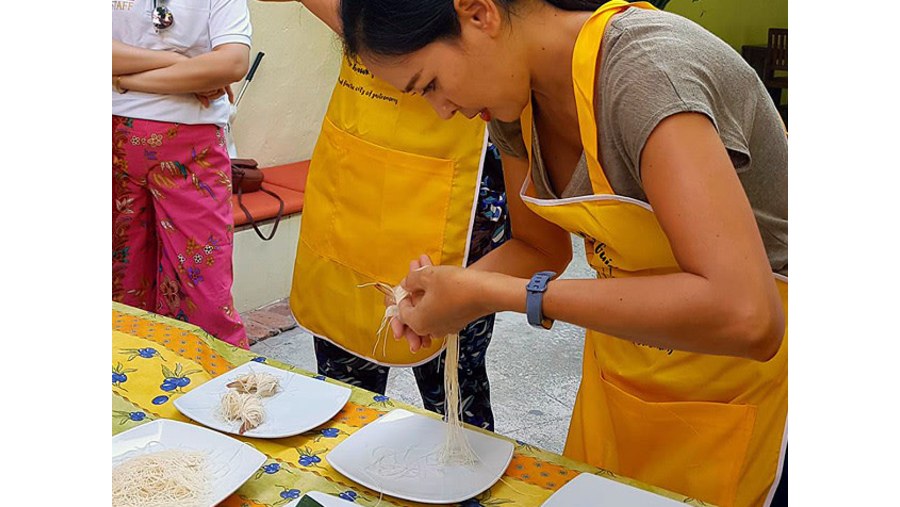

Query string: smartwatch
526 271 556 330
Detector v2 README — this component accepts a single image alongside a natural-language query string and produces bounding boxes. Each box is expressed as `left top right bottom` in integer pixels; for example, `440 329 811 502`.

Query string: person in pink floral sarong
112 0 252 348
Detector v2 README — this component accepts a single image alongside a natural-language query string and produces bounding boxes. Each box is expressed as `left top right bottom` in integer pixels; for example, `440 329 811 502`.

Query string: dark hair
340 0 611 58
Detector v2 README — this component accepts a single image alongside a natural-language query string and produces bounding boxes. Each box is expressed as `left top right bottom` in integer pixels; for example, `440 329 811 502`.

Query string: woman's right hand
194 85 234 107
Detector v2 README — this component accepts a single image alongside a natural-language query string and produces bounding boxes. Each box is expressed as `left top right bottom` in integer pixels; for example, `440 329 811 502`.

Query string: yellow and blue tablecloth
112 302 703 506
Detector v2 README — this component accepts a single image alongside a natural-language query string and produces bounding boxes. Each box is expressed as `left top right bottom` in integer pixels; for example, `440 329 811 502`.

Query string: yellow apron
519 3 788 506
290 56 487 366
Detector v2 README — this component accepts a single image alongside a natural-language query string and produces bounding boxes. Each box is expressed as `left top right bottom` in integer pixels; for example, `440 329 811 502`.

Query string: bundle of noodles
111 449 210 507
360 281 479 466
220 390 266 434
226 372 279 397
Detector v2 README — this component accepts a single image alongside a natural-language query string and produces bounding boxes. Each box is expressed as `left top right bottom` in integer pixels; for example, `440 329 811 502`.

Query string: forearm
118 45 249 95
468 237 570 278
299 0 341 33
479 271 783 361
470 150 572 276
257 0 341 34
112 40 186 75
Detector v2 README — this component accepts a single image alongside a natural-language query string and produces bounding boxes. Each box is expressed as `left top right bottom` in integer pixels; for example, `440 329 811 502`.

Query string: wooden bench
232 160 310 227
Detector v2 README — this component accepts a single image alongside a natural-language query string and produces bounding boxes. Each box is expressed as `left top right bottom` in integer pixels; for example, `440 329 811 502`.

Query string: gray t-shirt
489 8 787 276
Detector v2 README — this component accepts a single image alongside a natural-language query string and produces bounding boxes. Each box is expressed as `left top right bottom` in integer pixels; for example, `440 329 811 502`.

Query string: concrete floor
250 235 595 454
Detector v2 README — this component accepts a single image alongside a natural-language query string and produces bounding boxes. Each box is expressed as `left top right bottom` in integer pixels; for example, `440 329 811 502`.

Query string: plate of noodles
174 361 351 438
111 419 265 507
328 408 515 504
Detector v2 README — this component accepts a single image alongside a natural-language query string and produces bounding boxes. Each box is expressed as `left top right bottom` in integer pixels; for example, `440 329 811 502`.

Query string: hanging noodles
437 331 479 466
111 449 210 507
359 281 479 466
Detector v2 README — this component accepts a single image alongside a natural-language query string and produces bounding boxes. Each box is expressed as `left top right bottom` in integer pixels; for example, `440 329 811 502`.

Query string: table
112 302 700 506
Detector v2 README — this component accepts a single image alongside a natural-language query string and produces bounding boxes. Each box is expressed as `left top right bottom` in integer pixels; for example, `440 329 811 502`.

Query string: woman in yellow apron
336 1 788 506
259 0 510 431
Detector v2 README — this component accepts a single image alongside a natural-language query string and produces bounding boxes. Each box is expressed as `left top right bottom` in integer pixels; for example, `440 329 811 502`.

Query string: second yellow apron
290 57 488 366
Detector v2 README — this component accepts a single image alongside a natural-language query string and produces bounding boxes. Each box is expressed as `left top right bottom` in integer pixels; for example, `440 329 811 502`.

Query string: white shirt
112 0 252 127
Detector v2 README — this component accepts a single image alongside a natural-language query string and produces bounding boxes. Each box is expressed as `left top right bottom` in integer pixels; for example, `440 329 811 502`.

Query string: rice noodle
220 390 265 434
111 449 210 507
225 372 279 397
437 332 479 466
360 281 480 466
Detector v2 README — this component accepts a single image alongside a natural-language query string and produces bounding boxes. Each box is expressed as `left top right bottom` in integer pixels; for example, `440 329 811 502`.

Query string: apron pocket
599 373 757 507
302 117 456 282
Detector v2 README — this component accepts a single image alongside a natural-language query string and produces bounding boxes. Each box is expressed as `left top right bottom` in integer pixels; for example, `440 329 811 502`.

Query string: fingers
390 317 404 341
226 84 235 104
401 265 428 293
394 255 438 353
397 297 417 330
405 328 424 353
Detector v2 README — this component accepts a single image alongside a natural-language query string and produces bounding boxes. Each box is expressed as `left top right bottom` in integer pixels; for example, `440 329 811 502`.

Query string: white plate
174 361 351 438
541 472 684 506
285 491 354 507
111 419 266 507
328 408 514 504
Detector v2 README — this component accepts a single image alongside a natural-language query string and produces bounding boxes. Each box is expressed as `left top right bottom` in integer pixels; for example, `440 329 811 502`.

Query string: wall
231 3 342 167
666 0 788 51
232 216 302 312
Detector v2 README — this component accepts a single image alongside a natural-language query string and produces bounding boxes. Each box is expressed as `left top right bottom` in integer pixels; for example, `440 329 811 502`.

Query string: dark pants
314 143 508 431
771 446 787 506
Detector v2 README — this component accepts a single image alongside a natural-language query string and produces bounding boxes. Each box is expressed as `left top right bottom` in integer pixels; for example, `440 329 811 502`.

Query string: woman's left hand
396 255 488 343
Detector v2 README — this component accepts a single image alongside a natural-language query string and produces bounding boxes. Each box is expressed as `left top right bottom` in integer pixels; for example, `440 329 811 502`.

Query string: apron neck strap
571 1 656 195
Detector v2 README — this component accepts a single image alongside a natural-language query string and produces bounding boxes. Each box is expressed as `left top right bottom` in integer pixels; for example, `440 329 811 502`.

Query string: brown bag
231 158 264 194
230 158 284 241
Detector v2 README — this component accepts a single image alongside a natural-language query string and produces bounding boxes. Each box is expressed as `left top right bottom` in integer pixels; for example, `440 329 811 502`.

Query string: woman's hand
395 255 489 349
387 257 431 352
117 44 249 96
193 85 234 108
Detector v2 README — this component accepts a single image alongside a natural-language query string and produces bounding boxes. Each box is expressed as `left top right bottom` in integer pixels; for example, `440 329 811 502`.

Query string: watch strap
525 271 556 329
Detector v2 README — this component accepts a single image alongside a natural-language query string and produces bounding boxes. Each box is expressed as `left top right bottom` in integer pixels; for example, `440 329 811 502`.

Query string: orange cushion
231 182 305 227
261 160 310 193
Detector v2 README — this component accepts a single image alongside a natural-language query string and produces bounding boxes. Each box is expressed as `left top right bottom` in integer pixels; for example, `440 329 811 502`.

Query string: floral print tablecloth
112 302 702 506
